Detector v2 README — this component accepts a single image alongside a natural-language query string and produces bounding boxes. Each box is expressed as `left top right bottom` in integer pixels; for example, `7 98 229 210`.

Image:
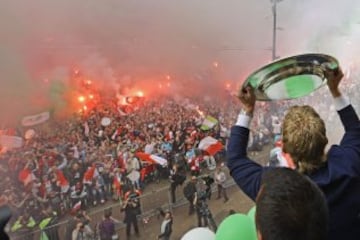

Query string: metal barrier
8 179 237 240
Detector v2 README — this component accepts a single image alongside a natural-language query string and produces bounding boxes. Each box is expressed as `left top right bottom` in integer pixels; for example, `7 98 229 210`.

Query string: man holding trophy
227 55 360 240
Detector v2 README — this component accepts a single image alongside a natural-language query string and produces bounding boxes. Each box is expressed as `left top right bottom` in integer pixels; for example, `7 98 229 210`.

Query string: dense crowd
2 70 359 239
0 89 276 239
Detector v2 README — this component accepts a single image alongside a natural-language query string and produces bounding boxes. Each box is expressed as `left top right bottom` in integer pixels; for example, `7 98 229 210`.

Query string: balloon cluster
181 227 216 240
180 206 257 240
216 209 257 240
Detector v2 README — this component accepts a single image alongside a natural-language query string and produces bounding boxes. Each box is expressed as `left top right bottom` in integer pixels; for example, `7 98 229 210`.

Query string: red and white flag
0 135 23 149
113 174 122 190
111 127 123 140
83 165 99 184
55 170 70 193
135 152 168 166
198 136 224 156
71 201 82 214
18 169 35 185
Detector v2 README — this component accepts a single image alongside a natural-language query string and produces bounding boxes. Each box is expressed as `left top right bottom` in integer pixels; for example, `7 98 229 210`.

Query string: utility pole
271 0 283 61
272 0 277 60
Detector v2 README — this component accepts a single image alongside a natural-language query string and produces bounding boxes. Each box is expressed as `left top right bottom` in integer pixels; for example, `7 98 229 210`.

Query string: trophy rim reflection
243 53 339 101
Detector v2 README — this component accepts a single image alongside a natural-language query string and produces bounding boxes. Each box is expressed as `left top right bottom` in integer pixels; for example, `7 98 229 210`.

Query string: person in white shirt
214 165 229 202
271 116 282 141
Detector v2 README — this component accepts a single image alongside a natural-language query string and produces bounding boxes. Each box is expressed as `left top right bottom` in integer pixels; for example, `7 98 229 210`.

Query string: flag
144 143 155 154
140 168 146 182
118 106 133 116
18 169 35 185
83 121 89 137
111 130 118 140
113 175 122 190
71 201 82 214
200 115 218 131
118 108 128 116
127 170 140 182
21 111 50 127
55 170 69 193
83 165 99 184
0 135 23 149
111 127 123 140
135 152 167 166
112 174 122 199
198 136 224 156
0 129 16 136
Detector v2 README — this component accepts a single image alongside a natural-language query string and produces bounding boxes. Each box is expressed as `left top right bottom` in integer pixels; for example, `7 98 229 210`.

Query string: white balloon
181 227 215 240
101 117 111 126
25 129 36 140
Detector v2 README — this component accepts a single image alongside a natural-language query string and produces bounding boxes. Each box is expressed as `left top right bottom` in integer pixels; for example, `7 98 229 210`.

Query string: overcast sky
1 0 360 124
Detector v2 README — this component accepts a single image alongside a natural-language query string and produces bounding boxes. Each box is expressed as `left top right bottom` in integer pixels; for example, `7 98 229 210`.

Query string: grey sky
1 0 359 123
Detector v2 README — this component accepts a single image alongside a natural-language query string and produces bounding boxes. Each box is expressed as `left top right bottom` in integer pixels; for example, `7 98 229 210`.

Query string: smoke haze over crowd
1 0 360 125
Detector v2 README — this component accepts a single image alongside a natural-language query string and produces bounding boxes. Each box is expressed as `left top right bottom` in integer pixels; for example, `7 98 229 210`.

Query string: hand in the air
324 65 344 98
238 86 256 114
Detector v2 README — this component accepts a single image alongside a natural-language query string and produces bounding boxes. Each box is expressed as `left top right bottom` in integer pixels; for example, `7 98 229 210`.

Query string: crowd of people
1 64 359 239
0 82 282 240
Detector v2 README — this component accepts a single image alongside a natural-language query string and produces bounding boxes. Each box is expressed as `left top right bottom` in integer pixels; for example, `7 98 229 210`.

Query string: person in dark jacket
169 165 179 204
227 66 360 240
169 164 186 204
183 176 197 215
157 208 173 240
121 197 140 239
99 209 117 240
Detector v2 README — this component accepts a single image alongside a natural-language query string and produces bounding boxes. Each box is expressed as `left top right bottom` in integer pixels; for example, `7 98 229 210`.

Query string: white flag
21 112 50 127
83 122 89 137
0 135 23 149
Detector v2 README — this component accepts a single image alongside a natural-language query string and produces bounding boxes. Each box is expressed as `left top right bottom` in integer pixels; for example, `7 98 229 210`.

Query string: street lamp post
271 0 283 61
272 1 277 60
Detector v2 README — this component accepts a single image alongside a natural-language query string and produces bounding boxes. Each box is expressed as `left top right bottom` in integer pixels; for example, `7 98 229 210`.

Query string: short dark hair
104 208 112 219
256 168 329 240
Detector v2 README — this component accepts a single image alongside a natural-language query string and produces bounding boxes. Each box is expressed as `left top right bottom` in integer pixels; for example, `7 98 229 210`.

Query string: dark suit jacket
227 105 360 240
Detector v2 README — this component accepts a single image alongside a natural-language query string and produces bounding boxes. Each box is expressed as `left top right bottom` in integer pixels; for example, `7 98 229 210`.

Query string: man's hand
324 65 344 98
238 86 256 114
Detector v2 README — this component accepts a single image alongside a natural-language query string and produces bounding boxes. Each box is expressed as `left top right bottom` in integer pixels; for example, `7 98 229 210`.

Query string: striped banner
21 111 50 127
200 115 218 131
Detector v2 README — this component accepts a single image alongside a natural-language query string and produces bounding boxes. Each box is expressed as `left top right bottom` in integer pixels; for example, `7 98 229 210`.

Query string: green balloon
247 206 256 222
216 214 257 240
